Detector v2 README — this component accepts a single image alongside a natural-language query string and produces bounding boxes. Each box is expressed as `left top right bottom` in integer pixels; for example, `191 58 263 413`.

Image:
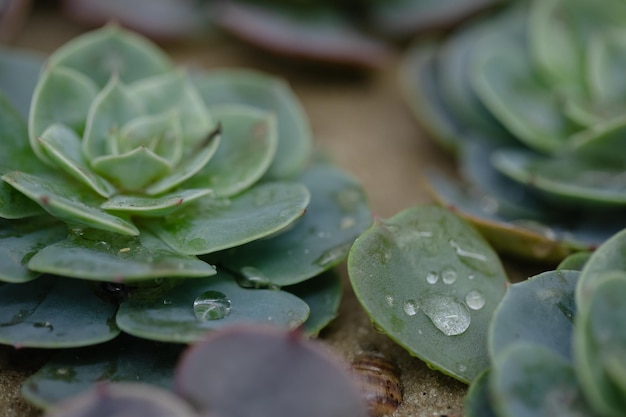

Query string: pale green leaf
143 182 310 255
91 147 171 192
118 112 183 166
101 189 212 217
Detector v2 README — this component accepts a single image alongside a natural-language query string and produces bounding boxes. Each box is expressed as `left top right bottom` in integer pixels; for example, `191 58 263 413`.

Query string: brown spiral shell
351 353 403 417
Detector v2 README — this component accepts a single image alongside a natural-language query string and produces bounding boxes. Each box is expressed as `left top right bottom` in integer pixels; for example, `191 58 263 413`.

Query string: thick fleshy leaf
61 0 209 40
0 276 120 348
42 383 195 417
116 271 310 343
425 171 587 262
82 76 144 161
219 164 371 286
492 149 626 208
129 71 213 148
0 216 66 284
101 189 212 217
28 228 215 282
184 105 277 197
2 171 139 236
567 115 626 165
557 251 592 271
491 343 596 417
38 124 116 198
175 325 368 417
192 69 312 179
46 24 172 87
348 205 508 383
143 124 221 195
464 369 497 417
0 47 45 118
143 182 309 255
285 271 342 336
577 228 626 310
575 271 626 417
91 146 171 192
29 66 98 163
489 270 578 362
528 0 585 89
400 41 465 152
472 38 574 153
587 29 626 103
117 112 183 166
22 335 182 409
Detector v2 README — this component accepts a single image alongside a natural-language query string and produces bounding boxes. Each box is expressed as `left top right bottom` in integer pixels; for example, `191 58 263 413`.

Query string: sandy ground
0 5 476 417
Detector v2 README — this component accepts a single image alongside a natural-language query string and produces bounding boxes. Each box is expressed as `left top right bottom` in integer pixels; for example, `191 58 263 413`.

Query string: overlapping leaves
402 0 626 262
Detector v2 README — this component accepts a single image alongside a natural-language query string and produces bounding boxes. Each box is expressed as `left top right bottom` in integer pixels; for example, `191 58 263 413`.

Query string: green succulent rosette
402 0 626 262
0 25 372 359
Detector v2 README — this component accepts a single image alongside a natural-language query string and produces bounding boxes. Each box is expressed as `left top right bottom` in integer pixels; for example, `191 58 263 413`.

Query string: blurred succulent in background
59 0 509 69
402 0 626 262
41 326 369 417
0 24 372 407
465 228 626 417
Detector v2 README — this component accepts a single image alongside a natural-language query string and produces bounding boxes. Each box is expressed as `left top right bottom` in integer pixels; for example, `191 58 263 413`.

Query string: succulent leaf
22 335 182 409
348 205 508 383
489 270 578 362
192 70 312 179
574 270 626 417
116 271 310 343
43 383 196 417
28 228 215 282
81 76 144 161
0 276 120 348
463 369 497 417
38 124 117 198
46 24 172 87
101 189 213 217
490 343 596 417
175 325 368 417
184 105 278 197
219 163 372 286
0 47 45 119
143 181 310 255
2 171 139 236
29 66 98 164
0 216 66 283
117 112 183 166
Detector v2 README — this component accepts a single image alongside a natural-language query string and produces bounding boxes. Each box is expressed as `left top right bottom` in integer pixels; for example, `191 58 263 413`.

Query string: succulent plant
59 0 508 69
41 325 369 417
0 25 372 407
401 0 626 262
464 227 626 417
348 205 508 383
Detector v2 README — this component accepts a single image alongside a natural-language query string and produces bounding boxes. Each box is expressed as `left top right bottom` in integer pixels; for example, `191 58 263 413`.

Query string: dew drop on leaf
403 300 419 316
426 272 439 284
239 266 270 288
442 267 457 285
421 293 471 336
193 291 231 321
465 290 486 311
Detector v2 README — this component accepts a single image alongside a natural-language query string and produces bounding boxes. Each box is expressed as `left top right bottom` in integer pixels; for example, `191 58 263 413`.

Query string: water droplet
95 241 111 251
442 267 457 285
56 368 69 376
163 299 172 305
193 291 231 321
465 290 486 310
426 272 439 284
403 300 419 316
448 239 498 276
468 274 475 280
239 266 270 288
421 293 471 336
33 321 53 331
314 243 351 268
340 216 355 229
385 295 394 307
458 363 467 373
449 239 487 262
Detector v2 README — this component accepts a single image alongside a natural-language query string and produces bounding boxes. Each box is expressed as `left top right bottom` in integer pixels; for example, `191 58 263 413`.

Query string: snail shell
351 353 403 417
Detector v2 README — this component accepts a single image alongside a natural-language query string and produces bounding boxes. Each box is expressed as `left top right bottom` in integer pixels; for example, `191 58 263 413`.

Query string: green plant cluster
402 0 626 262
465 229 626 417
0 25 372 407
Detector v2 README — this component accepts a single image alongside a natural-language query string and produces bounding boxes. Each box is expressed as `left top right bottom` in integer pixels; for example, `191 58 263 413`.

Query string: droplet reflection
193 291 231 321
